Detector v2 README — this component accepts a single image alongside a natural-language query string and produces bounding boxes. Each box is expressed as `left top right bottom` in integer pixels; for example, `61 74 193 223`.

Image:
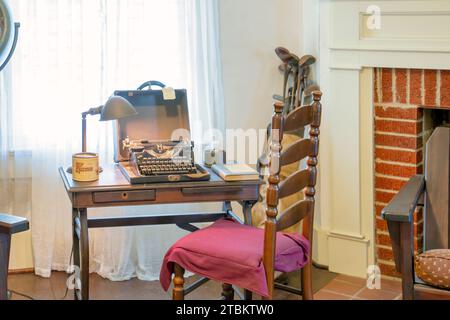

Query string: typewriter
124 139 209 183
113 81 210 184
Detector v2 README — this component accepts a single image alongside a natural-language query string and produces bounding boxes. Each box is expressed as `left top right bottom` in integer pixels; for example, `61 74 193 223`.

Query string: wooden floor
7 268 402 300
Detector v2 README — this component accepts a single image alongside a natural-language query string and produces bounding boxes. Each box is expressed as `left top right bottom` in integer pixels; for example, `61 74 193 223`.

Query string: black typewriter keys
135 152 197 177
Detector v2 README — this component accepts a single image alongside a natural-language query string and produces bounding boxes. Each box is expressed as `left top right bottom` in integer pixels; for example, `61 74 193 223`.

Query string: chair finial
274 102 284 114
313 91 323 102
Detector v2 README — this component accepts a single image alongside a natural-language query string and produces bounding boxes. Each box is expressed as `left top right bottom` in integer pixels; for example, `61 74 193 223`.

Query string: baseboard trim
328 231 368 242
8 268 34 275
314 226 372 278
328 236 369 278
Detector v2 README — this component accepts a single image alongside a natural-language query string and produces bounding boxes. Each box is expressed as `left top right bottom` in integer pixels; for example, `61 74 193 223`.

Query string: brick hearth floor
313 274 402 300
8 272 402 300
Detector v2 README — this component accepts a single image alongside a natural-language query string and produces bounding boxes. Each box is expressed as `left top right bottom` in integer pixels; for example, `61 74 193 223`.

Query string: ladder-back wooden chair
159 92 322 300
382 126 450 300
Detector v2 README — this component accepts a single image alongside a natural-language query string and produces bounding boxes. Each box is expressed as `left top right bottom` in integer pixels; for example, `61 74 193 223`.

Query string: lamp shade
100 96 137 122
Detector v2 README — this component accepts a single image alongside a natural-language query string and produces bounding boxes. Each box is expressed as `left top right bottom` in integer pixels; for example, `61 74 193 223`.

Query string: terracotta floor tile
321 279 365 296
380 278 402 293
334 274 367 287
314 290 352 300
355 287 400 300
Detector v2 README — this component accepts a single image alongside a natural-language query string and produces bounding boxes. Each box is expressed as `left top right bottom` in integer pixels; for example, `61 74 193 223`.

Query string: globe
0 0 17 72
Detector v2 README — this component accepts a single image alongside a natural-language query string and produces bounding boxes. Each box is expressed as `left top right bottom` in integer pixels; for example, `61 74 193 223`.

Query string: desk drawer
93 190 156 203
182 186 243 195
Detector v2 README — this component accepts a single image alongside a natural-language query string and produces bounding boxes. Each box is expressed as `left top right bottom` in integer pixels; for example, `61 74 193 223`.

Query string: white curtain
0 0 224 281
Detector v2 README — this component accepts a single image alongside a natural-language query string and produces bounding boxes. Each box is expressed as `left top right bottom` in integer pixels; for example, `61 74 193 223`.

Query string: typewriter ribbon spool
72 153 100 182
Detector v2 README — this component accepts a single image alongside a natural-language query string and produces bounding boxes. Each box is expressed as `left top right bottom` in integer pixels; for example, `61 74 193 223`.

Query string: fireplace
374 68 450 277
308 0 450 278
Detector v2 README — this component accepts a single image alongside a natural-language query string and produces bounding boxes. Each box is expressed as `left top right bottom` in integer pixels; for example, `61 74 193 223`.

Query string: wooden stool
0 214 29 300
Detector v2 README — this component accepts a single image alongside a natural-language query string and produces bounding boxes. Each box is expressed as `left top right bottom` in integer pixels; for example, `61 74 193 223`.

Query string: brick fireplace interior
373 68 450 278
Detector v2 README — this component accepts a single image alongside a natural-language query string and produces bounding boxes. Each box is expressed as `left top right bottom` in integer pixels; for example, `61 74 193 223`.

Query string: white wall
219 0 302 132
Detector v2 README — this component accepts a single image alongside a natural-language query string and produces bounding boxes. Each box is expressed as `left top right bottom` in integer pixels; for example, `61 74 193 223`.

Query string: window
0 0 225 279
8 0 193 152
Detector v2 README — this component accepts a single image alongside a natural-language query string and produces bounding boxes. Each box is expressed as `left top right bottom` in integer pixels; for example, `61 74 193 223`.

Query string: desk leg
72 209 80 300
242 201 255 227
79 209 90 300
242 201 255 300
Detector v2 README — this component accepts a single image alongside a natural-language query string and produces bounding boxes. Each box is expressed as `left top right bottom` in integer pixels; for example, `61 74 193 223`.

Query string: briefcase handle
137 81 167 91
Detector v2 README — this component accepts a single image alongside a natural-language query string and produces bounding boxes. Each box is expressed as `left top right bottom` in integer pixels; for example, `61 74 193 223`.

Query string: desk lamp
67 96 137 175
81 96 138 153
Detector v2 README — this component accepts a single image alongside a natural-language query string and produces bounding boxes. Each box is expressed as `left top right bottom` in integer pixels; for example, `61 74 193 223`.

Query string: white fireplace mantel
307 0 450 277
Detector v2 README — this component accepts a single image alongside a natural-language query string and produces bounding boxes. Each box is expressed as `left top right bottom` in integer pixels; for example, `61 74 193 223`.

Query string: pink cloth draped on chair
160 218 310 297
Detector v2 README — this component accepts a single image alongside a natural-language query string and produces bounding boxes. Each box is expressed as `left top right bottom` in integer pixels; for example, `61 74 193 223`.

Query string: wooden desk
59 164 262 300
